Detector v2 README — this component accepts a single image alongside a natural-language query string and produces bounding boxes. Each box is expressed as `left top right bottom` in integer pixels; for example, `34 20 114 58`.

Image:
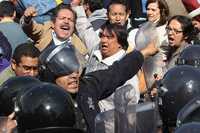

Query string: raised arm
21 7 46 43
72 6 100 54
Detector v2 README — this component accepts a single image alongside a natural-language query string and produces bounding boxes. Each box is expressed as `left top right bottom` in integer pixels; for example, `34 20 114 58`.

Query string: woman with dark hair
145 0 169 26
166 15 196 69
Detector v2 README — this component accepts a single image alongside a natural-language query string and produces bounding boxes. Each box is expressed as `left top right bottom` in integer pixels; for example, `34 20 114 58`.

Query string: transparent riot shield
135 21 169 89
135 22 158 51
95 109 115 133
95 85 136 133
114 85 137 133
142 53 166 89
114 84 157 133
95 85 158 133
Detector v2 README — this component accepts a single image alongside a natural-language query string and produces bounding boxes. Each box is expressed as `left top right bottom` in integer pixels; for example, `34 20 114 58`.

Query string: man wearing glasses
0 42 40 85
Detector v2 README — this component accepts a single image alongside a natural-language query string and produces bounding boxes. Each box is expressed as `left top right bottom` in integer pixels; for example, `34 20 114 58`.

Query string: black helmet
0 76 41 116
26 127 85 133
39 42 86 77
176 45 200 68
158 65 200 127
174 122 200 133
15 82 76 133
177 96 200 127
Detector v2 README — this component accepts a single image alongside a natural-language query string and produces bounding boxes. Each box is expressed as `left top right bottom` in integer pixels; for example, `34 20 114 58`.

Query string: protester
0 1 29 51
22 4 88 56
0 42 40 85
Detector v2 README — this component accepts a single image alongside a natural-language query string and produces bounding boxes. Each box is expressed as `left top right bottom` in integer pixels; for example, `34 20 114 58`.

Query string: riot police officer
158 65 200 132
39 40 157 133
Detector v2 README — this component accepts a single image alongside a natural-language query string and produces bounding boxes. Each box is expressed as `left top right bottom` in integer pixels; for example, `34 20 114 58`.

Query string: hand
140 40 158 59
7 112 17 133
23 6 37 23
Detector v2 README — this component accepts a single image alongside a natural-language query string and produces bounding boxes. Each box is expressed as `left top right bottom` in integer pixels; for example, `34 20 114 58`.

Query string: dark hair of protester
83 0 103 12
167 15 196 43
146 0 169 26
107 0 131 13
51 4 77 23
100 22 128 50
0 1 16 17
12 42 40 64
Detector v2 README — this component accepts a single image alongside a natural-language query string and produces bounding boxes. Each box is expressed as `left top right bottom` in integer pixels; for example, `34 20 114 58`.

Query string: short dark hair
83 0 103 12
0 1 16 17
146 0 169 26
13 42 40 64
167 15 196 43
101 22 128 50
107 0 131 13
51 4 77 22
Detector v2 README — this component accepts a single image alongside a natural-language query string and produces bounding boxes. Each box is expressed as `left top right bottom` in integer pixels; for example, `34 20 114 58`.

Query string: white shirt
51 30 71 46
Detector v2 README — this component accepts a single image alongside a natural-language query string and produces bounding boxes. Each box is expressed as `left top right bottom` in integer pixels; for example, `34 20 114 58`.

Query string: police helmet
39 42 86 78
176 45 200 68
15 82 76 133
158 65 200 127
0 76 41 116
177 96 200 127
175 122 200 133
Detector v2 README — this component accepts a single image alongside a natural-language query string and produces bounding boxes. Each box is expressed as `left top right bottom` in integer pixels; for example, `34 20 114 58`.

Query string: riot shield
142 53 167 89
95 85 136 133
114 85 137 133
95 109 115 133
114 84 157 133
135 22 158 51
135 22 168 89
95 85 157 133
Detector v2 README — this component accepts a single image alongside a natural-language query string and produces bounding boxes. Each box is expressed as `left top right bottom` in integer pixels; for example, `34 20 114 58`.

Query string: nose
100 37 108 46
115 15 121 21
63 18 70 24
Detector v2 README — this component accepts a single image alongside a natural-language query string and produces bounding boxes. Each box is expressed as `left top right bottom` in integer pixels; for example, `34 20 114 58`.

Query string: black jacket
77 50 144 133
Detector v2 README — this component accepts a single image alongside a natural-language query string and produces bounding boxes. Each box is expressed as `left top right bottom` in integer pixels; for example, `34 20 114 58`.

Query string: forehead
168 19 182 28
57 9 75 18
147 2 159 9
109 4 126 13
19 56 38 65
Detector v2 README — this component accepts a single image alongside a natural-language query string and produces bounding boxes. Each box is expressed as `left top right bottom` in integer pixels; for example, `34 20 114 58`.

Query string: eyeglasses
166 26 183 34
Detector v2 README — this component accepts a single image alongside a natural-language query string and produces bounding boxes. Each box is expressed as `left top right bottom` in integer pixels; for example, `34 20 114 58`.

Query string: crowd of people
0 0 199 133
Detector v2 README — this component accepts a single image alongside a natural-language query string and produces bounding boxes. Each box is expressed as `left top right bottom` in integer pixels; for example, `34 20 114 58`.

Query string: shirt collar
51 30 71 46
93 49 126 66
